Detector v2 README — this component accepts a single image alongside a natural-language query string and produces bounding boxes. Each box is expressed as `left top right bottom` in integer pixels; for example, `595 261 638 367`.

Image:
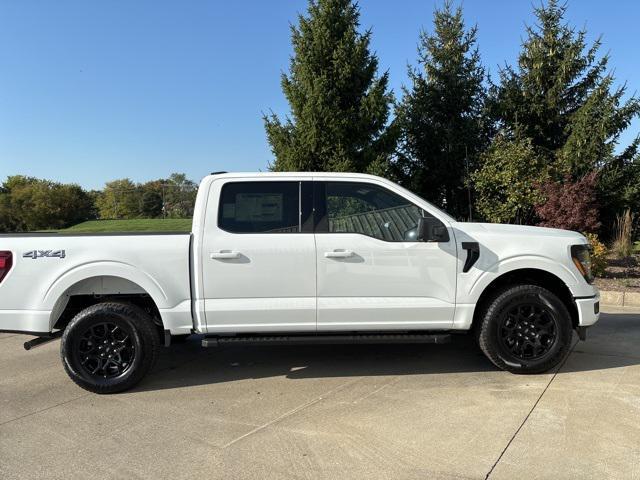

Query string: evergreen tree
490 0 610 160
486 0 640 230
598 148 640 234
264 0 395 173
394 1 487 220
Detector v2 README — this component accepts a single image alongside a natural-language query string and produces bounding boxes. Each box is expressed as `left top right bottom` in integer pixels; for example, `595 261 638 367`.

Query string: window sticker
235 193 283 222
222 203 236 218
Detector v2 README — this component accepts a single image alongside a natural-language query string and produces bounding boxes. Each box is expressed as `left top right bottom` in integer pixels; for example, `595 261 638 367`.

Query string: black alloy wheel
477 284 573 374
61 302 160 394
498 303 558 361
74 321 136 379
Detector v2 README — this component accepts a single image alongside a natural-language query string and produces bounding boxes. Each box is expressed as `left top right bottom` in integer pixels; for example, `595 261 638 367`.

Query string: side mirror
417 216 450 242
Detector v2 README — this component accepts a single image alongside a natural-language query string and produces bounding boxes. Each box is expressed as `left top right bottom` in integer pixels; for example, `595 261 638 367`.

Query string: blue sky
0 0 638 190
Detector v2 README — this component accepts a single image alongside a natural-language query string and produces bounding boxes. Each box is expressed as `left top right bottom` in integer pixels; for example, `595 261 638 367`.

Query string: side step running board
202 333 451 348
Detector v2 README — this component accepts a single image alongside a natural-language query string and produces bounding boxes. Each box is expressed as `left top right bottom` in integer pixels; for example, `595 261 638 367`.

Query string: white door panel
317 297 454 330
314 179 458 331
202 179 316 332
317 234 456 298
316 234 457 330
204 297 315 332
205 234 316 300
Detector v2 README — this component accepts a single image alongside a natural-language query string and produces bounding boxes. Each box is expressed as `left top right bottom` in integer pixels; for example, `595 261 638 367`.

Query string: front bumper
574 292 600 327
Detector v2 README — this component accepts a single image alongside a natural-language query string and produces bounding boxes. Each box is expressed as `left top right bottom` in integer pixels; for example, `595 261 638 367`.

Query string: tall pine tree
264 0 395 173
485 0 640 230
394 1 487 220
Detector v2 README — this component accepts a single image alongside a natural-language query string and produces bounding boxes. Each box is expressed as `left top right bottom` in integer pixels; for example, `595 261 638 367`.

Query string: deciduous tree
534 172 601 233
0 176 94 231
95 179 140 219
472 131 547 224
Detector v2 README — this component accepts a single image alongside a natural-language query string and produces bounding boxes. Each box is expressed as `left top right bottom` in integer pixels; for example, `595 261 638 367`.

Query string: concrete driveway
1 308 639 480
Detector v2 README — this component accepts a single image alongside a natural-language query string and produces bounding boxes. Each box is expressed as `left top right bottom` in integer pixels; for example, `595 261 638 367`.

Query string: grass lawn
61 218 192 233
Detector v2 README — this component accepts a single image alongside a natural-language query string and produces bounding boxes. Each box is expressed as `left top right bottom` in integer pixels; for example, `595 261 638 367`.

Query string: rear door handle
324 249 354 258
210 250 240 259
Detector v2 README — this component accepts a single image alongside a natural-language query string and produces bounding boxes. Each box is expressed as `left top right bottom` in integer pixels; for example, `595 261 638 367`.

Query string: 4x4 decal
23 250 66 260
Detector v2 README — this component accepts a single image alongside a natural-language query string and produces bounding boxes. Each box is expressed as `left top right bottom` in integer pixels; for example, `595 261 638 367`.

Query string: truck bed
0 232 192 334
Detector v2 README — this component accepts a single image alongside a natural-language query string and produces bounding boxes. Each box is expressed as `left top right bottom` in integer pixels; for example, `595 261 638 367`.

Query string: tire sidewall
484 287 572 371
61 303 158 393
63 313 142 387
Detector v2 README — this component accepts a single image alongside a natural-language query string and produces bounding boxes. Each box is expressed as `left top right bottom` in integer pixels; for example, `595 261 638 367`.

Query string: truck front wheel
60 302 160 394
477 284 573 374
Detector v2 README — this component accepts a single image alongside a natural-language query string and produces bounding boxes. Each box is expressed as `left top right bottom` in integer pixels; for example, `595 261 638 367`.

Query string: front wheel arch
471 268 578 331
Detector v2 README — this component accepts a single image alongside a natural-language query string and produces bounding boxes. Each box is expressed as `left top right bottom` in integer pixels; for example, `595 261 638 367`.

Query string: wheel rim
498 304 558 360
75 322 135 379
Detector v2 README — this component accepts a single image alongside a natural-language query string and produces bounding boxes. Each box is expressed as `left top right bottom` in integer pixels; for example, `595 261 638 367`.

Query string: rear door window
218 182 300 233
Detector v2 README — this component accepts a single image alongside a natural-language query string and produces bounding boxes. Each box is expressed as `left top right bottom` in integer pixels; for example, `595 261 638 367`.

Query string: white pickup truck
0 172 599 393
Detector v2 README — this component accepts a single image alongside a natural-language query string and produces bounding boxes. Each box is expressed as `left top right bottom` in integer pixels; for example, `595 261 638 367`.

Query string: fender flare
42 261 169 313
465 255 580 304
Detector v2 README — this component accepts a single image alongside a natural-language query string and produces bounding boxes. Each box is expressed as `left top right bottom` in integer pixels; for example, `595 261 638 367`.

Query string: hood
454 222 586 241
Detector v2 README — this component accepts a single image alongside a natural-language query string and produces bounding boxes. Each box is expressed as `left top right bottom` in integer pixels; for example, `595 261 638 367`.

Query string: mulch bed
594 253 640 293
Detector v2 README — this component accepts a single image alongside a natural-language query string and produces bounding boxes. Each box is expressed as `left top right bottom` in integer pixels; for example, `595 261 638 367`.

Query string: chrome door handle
210 250 240 259
324 249 354 258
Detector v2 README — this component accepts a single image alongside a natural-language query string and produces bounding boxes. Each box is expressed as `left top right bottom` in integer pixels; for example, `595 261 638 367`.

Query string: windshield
392 183 458 223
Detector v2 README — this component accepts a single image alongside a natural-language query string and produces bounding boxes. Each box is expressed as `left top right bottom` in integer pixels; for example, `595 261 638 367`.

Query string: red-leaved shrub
535 172 601 233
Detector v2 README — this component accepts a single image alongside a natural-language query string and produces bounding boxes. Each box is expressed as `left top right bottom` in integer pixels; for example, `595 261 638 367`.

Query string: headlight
571 244 594 284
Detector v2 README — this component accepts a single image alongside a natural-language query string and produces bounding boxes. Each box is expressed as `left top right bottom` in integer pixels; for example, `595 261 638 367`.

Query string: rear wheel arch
42 260 170 321
50 275 165 336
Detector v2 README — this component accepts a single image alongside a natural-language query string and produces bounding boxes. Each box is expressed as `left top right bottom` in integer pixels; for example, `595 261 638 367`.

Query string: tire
60 302 160 394
477 284 572 374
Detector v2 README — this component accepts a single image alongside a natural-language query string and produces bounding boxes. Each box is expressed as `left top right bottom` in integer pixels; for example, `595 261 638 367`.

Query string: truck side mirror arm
417 216 450 242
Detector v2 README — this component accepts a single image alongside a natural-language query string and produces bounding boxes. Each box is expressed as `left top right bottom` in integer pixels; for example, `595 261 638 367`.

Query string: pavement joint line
0 392 91 427
484 339 578 480
221 377 363 449
352 377 402 404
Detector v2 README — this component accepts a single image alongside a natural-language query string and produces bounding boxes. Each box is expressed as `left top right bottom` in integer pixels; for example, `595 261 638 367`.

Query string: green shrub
584 233 607 277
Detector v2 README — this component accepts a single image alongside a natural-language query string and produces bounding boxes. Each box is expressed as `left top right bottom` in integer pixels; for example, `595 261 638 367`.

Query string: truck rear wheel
60 302 159 394
477 284 573 374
